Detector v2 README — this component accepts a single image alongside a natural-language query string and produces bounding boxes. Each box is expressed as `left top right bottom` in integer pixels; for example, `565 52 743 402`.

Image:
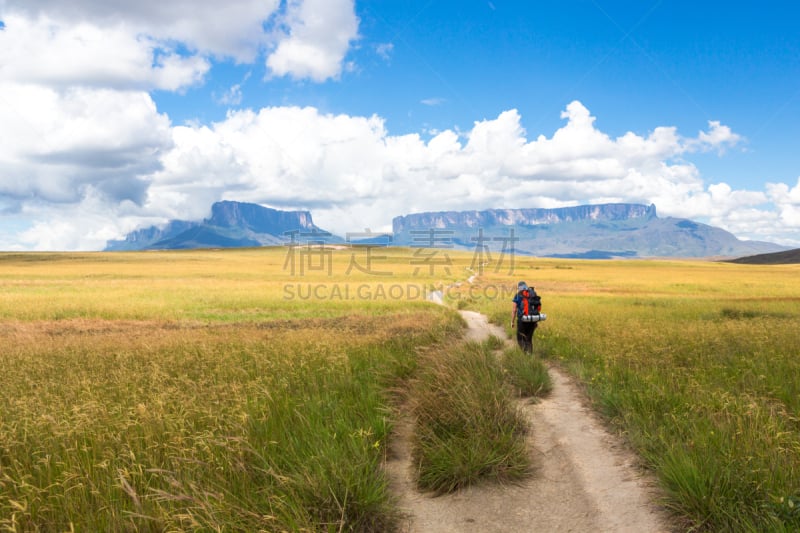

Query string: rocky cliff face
208 200 317 234
392 203 656 233
105 201 328 251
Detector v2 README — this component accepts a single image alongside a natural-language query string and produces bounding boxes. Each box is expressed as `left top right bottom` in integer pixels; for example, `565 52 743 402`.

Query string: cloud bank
8 100 799 251
0 1 798 251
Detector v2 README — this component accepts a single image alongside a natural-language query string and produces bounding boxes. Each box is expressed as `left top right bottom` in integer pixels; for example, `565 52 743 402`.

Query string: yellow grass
0 247 475 321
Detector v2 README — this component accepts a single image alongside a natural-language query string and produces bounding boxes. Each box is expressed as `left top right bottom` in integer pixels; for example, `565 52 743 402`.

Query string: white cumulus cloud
266 0 359 81
139 102 753 236
3 0 282 61
1 0 360 87
0 82 172 206
0 13 210 91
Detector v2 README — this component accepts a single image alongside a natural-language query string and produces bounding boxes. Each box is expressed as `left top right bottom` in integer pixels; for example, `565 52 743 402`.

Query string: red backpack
519 289 543 321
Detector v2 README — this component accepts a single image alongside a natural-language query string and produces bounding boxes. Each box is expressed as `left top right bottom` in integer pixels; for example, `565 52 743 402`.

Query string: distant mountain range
105 200 789 258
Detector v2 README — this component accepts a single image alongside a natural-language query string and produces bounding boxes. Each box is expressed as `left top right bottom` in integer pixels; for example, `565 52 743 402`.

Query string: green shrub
502 347 552 398
410 342 530 494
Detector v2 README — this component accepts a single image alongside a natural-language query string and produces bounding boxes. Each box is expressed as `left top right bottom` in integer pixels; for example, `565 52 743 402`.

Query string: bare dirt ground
385 310 674 532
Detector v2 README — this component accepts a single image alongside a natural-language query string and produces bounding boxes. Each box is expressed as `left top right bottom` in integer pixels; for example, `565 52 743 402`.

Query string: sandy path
385 310 673 532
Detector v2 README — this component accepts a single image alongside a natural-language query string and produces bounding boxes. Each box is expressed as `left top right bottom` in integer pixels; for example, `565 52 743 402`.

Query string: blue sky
1 0 799 250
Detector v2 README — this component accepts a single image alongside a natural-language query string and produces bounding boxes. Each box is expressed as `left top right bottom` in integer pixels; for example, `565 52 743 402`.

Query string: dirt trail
385 310 673 532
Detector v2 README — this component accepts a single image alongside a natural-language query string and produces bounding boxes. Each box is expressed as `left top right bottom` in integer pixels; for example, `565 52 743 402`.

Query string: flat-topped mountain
394 203 654 233
105 201 331 251
205 200 317 235
392 204 786 258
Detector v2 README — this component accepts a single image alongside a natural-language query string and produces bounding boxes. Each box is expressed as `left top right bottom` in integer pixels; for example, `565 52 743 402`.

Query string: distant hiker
511 281 542 353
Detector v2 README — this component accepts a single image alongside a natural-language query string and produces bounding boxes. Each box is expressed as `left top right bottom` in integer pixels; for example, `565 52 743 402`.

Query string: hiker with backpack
511 281 544 353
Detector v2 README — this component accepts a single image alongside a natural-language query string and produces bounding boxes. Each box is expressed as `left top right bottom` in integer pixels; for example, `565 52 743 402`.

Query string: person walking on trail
511 281 541 353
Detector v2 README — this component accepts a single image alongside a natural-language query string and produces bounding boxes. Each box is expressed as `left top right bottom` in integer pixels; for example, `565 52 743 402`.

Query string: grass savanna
0 248 487 531
460 258 800 531
0 247 471 321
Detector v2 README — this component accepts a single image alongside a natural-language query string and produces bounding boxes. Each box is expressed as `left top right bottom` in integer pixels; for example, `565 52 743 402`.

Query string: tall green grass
545 302 800 530
409 339 533 494
502 346 552 398
0 314 464 531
